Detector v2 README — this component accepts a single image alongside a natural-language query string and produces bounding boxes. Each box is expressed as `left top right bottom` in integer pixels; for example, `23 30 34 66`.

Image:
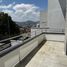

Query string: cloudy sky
0 0 48 22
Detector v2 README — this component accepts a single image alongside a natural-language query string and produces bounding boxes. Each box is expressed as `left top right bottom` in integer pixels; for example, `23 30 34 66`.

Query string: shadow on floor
15 40 46 67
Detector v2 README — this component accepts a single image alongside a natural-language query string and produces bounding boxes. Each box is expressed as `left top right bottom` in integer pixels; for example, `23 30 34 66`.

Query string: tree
0 12 20 40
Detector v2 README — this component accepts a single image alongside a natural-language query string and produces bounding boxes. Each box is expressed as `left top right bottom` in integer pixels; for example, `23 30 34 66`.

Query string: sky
0 0 48 22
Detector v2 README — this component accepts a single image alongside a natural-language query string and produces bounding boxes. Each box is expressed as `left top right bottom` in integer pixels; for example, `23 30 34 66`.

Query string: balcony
0 30 66 67
26 41 66 67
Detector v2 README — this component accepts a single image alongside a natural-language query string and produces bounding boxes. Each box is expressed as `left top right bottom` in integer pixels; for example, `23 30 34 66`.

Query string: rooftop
26 41 67 67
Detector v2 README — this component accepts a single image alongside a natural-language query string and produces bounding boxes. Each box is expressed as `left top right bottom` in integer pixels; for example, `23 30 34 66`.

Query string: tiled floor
26 41 67 67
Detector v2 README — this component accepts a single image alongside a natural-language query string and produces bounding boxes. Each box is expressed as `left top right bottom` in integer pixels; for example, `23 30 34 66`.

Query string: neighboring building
20 27 31 33
40 0 66 33
36 23 40 28
40 11 47 28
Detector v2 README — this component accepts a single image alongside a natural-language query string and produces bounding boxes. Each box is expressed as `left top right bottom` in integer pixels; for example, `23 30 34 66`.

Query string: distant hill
16 21 40 28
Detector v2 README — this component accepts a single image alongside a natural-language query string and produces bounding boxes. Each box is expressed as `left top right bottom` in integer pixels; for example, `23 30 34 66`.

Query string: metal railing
0 27 65 51
31 28 65 37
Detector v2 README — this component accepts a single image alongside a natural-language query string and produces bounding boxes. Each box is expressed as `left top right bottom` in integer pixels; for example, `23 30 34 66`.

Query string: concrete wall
40 0 65 33
0 34 45 67
65 0 67 55
40 11 47 28
45 34 65 42
48 0 65 32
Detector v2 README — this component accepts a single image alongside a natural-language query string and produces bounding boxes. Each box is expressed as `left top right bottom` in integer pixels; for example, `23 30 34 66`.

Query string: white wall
0 34 45 67
45 34 65 42
65 0 67 54
0 48 20 67
48 0 65 32
40 0 65 33
40 11 47 28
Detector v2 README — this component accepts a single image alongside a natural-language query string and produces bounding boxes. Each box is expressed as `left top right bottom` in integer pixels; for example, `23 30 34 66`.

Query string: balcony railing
0 27 65 67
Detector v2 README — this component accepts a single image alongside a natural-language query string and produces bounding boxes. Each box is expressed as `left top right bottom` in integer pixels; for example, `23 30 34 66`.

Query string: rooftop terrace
26 41 66 67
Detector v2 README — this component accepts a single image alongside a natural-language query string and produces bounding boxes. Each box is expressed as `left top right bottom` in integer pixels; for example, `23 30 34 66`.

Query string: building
40 0 66 33
40 11 47 28
65 0 67 54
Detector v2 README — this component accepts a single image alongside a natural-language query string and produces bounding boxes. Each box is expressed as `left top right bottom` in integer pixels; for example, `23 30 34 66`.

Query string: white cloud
13 4 33 10
0 2 15 9
0 4 12 9
1 3 40 22
2 10 14 15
